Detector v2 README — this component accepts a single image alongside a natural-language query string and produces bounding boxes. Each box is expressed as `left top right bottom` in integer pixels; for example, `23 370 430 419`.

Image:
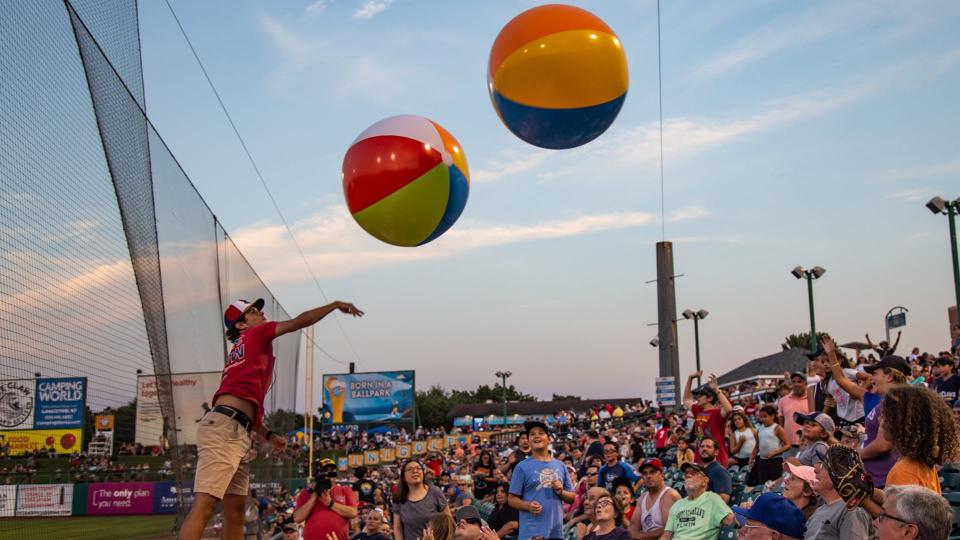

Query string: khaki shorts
194 411 253 499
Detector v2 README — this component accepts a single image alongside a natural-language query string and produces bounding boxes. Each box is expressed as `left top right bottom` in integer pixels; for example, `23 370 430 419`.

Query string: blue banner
152 482 194 514
34 377 85 428
322 371 414 424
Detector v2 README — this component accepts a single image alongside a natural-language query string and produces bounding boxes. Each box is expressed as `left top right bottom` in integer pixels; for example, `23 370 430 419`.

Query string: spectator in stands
753 404 791 485
355 467 377 505
582 491 631 540
867 331 901 358
610 479 634 525
838 424 865 450
567 486 604 538
661 463 735 539
782 463 819 520
881 385 960 493
697 438 732 503
628 458 679 539
777 372 810 455
473 452 496 501
393 460 450 540
823 336 908 488
793 412 835 466
804 461 874 539
598 441 640 492
682 372 732 467
294 459 359 540
727 411 757 470
508 421 575 540
732 493 806 540
451 506 497 540
427 511 456 540
674 437 694 470
486 484 518 539
929 356 960 405
874 485 952 540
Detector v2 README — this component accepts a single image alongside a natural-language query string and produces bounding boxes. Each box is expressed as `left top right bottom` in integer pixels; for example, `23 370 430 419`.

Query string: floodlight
791 266 806 279
649 336 659 347
926 196 948 215
697 309 709 319
682 309 695 320
811 266 826 279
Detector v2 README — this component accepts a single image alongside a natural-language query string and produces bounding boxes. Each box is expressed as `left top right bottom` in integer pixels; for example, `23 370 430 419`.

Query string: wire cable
162 0 361 367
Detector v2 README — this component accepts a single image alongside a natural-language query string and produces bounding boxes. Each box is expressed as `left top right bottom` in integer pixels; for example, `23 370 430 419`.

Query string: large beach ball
488 4 628 149
343 115 470 247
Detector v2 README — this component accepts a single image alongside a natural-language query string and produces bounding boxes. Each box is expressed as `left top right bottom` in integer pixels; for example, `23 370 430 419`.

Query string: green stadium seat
945 492 960 506
718 524 739 539
734 471 750 484
942 472 960 492
943 463 960 474
727 465 740 474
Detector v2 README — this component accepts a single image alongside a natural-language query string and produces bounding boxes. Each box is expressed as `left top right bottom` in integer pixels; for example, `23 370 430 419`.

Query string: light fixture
926 196 948 215
681 309 695 320
697 309 709 319
811 266 826 279
791 266 806 279
649 336 659 347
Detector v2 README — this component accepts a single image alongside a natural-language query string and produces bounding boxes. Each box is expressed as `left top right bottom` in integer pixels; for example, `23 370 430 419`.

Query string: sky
134 0 960 403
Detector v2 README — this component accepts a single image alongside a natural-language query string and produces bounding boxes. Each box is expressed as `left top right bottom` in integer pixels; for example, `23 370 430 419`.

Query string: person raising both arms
181 299 364 540
682 372 733 467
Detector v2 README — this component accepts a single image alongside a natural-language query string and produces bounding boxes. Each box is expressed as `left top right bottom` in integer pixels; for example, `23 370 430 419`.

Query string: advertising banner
412 441 426 455
136 372 222 446
0 429 83 456
34 377 85 428
15 484 72 516
0 485 15 517
364 450 380 465
429 438 441 451
0 378 36 430
348 454 363 468
321 371 414 424
152 482 193 514
446 435 456 448
87 482 154 515
380 448 395 463
95 414 115 431
397 444 411 460
337 457 349 472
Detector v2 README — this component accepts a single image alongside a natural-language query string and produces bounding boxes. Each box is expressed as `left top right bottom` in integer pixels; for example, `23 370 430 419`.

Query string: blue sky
136 0 960 402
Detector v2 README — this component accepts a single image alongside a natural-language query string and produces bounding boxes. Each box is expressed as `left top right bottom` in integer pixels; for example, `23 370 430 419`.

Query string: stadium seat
727 465 740 475
718 524 738 539
734 471 750 484
945 492 960 506
944 463 960 474
942 472 960 492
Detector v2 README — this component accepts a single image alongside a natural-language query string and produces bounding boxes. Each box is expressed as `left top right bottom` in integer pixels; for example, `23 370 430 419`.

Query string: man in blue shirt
508 421 575 539
699 438 732 503
597 441 640 491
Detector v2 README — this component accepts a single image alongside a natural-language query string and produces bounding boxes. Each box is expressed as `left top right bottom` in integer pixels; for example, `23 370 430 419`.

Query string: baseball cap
224 298 264 329
733 493 806 538
282 522 298 533
691 385 718 399
793 411 836 434
454 505 482 523
523 420 551 436
319 458 336 468
638 458 663 472
680 462 707 475
784 462 817 484
863 355 911 376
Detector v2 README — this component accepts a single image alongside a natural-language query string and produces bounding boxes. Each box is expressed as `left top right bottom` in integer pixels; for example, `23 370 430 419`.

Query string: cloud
473 150 551 184
668 206 708 222
875 160 960 183
304 0 327 15
260 16 317 66
906 231 934 242
353 0 392 19
885 188 934 202
229 205 656 281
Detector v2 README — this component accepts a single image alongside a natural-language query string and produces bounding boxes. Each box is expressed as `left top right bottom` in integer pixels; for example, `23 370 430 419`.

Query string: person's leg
221 493 246 540
180 492 219 540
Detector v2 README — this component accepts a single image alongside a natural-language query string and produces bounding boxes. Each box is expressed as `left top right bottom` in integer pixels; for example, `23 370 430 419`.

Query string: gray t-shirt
392 485 448 540
803 499 874 540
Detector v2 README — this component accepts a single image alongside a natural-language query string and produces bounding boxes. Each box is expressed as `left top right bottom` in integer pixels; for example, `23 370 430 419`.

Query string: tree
414 383 538 429
551 393 580 401
781 331 828 351
264 408 320 435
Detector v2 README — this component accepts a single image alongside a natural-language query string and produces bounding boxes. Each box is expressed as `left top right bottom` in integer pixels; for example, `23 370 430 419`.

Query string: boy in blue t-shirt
508 421 574 540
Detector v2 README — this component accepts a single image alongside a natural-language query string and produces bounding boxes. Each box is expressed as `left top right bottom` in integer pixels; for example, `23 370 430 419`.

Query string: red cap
639 458 663 472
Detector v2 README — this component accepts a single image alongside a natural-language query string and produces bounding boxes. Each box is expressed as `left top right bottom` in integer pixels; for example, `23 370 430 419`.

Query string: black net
0 2 301 536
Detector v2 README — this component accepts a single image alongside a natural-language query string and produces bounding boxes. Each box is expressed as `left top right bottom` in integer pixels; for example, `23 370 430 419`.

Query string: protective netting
0 1 300 535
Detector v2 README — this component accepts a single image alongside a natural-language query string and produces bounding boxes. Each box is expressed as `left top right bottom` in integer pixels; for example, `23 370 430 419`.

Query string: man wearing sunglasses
182 298 364 540
453 506 499 540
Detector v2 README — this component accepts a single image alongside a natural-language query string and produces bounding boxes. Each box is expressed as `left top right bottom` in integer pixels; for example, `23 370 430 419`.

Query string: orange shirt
885 457 941 494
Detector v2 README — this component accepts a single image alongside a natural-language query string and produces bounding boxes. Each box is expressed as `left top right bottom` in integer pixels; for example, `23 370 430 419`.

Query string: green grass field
0 515 177 540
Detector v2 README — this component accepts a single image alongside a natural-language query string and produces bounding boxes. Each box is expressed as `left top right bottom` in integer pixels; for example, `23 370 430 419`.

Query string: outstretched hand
707 373 719 390
689 370 703 380
336 301 364 317
821 334 836 355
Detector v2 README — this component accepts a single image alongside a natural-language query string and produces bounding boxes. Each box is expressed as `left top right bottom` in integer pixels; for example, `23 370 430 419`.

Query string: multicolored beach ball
342 115 470 247
488 4 629 149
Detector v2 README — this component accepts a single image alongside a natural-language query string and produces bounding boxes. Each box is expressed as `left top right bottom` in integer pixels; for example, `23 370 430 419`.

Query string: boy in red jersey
181 298 363 540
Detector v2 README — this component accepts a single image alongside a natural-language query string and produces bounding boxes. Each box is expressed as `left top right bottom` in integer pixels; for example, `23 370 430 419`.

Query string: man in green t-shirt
661 463 734 540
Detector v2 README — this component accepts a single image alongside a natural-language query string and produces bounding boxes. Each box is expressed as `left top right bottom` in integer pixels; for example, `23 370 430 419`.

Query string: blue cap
733 493 806 538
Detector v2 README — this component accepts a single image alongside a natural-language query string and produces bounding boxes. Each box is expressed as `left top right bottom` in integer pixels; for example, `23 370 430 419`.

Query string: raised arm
889 331 902 354
822 336 865 400
275 301 364 337
708 374 733 417
683 371 702 410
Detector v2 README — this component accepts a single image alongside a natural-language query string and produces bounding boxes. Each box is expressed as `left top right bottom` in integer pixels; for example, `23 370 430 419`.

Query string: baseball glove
825 444 873 509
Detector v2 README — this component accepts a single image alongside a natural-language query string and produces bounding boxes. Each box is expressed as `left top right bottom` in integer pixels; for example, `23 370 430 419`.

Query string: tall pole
949 205 960 311
306 327 315 482
806 274 817 352
656 242 681 406
496 371 511 429
693 316 701 385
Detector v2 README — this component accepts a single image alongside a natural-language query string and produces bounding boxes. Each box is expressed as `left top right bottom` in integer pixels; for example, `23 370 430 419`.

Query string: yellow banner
446 435 456 448
429 438 441 451
477 432 492 442
364 451 380 465
337 457 349 472
94 415 114 431
380 448 395 462
412 440 426 455
0 429 83 455
397 444 411 459
348 454 364 468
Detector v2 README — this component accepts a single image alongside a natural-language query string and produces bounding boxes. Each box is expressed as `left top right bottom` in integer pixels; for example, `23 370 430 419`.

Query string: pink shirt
777 393 809 446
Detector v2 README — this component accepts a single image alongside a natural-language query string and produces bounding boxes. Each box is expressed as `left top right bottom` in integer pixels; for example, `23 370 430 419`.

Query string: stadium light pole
926 196 960 310
791 266 826 352
495 371 512 430
681 309 709 385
